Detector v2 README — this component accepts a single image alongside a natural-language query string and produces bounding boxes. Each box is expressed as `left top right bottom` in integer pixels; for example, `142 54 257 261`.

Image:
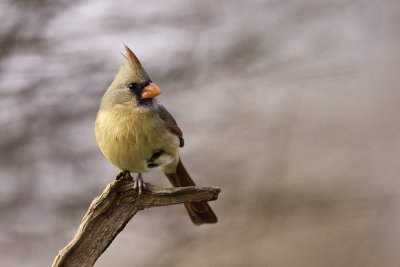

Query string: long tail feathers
164 159 218 225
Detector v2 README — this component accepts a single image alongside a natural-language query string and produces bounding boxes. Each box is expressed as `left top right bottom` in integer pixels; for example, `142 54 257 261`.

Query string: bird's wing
155 104 184 147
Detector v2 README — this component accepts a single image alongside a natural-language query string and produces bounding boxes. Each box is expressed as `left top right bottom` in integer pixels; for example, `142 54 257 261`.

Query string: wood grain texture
52 175 220 267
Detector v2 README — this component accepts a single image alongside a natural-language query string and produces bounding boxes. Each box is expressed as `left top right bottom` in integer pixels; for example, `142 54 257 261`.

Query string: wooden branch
52 176 221 267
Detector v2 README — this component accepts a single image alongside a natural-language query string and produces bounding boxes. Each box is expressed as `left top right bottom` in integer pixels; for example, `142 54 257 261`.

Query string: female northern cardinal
95 46 217 225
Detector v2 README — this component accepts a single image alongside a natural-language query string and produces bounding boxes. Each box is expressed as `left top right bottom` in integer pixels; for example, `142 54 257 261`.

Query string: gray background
1 0 400 266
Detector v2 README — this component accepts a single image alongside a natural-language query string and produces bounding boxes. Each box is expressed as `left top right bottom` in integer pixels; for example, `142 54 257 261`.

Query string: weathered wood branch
52 176 221 267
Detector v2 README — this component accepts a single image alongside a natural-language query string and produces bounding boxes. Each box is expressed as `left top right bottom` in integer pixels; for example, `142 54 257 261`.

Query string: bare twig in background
51 175 221 267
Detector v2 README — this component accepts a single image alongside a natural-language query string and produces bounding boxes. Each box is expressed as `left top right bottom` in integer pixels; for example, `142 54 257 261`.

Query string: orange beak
141 83 162 99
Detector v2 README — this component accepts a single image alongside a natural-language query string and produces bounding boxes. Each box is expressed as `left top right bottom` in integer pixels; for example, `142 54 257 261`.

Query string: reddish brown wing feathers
156 104 184 147
157 105 217 224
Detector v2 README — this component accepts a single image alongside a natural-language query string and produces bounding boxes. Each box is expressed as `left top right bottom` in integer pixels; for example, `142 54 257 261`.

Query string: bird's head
100 45 161 109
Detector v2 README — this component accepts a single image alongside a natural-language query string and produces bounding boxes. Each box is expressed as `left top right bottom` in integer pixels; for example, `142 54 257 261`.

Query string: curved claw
133 173 147 194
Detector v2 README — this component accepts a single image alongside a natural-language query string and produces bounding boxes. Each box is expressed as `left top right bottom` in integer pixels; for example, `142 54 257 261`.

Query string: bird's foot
133 173 147 194
116 170 132 181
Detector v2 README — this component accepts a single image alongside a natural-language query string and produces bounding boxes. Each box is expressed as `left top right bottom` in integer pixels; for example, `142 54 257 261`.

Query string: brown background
1 0 400 266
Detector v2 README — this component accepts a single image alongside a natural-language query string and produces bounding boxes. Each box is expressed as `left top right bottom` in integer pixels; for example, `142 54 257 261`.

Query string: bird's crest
121 45 150 82
124 45 142 68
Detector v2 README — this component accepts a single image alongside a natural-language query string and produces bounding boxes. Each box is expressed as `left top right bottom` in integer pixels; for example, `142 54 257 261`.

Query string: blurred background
1 0 400 266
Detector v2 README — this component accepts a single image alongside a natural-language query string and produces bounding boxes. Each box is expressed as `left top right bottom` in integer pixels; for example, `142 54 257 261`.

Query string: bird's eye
128 82 140 91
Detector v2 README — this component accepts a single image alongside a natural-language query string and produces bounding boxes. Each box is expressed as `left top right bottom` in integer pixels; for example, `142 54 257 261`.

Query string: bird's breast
95 107 179 173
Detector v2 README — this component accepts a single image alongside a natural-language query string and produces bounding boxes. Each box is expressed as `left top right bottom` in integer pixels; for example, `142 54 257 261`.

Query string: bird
94 45 217 225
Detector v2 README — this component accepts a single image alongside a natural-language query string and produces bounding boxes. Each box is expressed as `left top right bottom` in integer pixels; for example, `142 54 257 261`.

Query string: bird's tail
164 159 218 225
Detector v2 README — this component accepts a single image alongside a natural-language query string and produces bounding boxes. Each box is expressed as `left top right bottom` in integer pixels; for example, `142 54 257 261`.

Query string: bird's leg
116 170 132 180
133 173 147 194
